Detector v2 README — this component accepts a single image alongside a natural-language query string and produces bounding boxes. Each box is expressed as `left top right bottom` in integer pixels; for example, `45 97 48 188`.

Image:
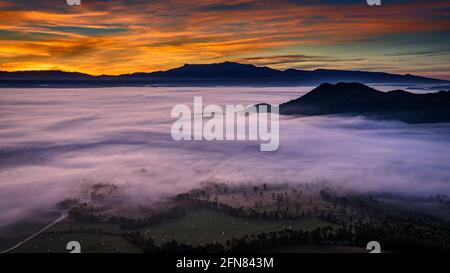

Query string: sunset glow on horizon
1 0 449 79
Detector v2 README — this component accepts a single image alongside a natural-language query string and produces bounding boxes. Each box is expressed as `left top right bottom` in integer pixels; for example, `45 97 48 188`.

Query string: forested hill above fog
278 82 450 123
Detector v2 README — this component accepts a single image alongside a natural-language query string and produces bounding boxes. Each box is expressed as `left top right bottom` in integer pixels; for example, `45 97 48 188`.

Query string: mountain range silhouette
1 62 448 87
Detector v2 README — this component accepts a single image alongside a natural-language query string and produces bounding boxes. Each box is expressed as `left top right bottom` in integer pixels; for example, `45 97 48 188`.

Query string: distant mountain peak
181 61 255 67
151 61 280 79
307 82 380 95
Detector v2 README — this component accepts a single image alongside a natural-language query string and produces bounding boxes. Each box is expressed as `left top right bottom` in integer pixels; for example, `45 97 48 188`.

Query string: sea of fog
1 86 450 226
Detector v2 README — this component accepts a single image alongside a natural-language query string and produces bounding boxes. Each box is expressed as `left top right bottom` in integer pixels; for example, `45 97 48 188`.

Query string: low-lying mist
1 86 450 227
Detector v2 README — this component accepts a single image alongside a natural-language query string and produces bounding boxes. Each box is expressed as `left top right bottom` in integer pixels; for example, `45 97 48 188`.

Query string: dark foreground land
1 182 450 253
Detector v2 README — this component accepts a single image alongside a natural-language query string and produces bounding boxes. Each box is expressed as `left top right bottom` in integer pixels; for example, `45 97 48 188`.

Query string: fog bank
1 86 449 226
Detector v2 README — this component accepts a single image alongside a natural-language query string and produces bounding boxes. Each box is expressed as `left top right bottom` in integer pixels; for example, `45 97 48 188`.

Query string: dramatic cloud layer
1 86 450 226
0 0 449 78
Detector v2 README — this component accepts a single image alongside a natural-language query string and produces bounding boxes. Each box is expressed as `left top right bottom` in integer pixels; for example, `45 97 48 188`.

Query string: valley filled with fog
1 86 450 227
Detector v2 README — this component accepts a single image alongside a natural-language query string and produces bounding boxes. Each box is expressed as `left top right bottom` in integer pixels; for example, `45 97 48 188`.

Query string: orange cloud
0 0 449 78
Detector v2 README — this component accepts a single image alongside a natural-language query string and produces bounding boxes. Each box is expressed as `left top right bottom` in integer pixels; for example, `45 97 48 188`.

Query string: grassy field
140 208 333 246
0 211 63 251
46 218 123 234
7 208 332 252
12 233 142 253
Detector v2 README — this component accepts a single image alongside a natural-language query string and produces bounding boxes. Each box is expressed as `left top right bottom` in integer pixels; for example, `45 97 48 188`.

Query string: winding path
0 210 68 253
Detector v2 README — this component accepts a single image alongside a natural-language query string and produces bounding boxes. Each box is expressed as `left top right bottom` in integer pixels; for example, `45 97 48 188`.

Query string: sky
0 0 449 79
